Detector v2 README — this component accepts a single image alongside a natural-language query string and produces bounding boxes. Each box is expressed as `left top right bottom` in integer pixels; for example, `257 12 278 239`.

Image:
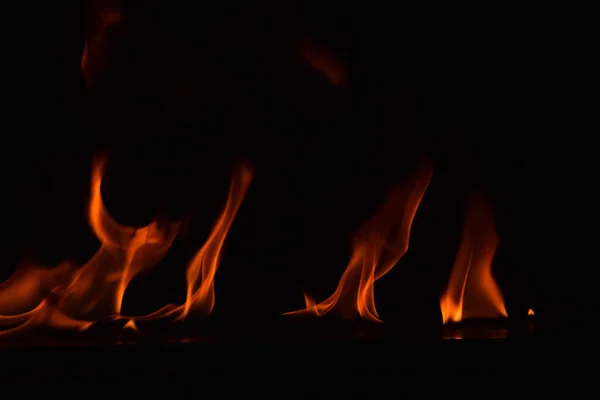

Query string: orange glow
528 308 534 316
284 161 433 322
439 193 507 324
0 156 253 337
300 35 347 88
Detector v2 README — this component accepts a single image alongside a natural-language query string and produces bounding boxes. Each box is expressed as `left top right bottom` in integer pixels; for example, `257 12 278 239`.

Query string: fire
123 319 138 332
439 193 508 324
179 160 253 318
58 157 182 320
129 160 254 321
528 308 534 316
284 161 433 322
0 156 253 337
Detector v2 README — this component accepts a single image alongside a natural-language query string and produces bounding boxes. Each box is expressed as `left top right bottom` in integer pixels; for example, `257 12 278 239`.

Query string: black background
1 1 592 326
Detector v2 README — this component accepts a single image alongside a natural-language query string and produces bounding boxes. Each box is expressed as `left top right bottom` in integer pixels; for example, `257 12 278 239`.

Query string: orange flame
58 157 181 319
284 161 433 322
123 319 138 331
528 308 534 316
0 156 253 337
179 162 253 318
439 193 508 324
0 263 93 336
120 160 254 323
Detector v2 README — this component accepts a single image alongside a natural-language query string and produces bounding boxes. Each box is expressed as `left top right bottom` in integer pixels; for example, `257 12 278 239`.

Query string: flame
123 319 138 332
0 264 94 337
179 162 253 318
300 35 347 88
120 160 254 323
0 156 252 337
439 193 508 324
58 157 181 319
284 161 433 322
528 308 534 316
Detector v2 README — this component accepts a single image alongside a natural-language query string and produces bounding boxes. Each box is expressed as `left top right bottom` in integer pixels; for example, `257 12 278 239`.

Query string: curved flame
284 161 433 322
125 161 254 322
1 155 252 337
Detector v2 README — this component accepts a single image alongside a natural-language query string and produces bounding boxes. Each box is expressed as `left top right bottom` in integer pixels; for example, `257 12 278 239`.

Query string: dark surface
1 318 597 393
0 334 595 393
0 316 596 344
1 316 595 345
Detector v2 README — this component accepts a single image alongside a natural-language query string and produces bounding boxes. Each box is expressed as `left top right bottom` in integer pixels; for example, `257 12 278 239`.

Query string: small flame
123 319 138 332
528 308 535 316
439 193 507 324
284 161 433 322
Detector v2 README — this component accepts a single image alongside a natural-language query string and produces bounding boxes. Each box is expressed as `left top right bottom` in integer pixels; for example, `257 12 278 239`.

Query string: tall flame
439 193 507 324
121 160 253 322
179 161 253 318
284 161 433 322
